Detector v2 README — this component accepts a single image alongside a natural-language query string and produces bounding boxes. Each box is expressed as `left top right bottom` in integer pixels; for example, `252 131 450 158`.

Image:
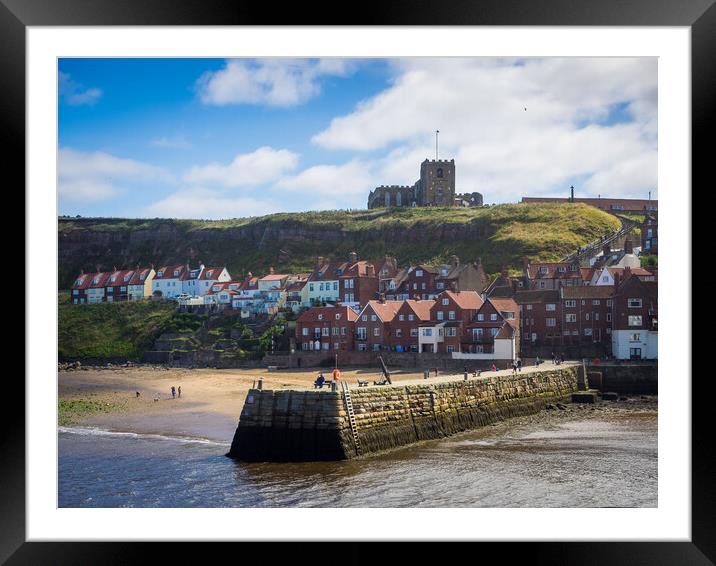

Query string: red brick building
104 269 135 302
515 290 562 348
611 270 658 359
295 306 358 353
388 299 434 352
355 300 402 352
524 259 584 290
418 290 484 353
560 285 615 350
463 298 520 354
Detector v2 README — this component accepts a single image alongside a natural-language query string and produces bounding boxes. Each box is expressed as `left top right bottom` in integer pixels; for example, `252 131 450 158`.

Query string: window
526 304 532 310
332 327 339 336
395 329 402 337
585 314 590 321
373 328 380 337
173 270 179 276
322 342 329 351
408 314 414 321
490 314 497 321
546 303 556 311
362 315 367 321
566 314 577 322
446 327 456 337
423 328 433 337
628 298 643 308
437 282 445 290
565 300 576 308
630 333 642 342
322 327 330 337
446 345 454 353
448 311 456 320
473 328 484 337
539 282 546 288
309 284 315 292
595 313 600 321
477 313 484 321
436 312 444 321
399 314 404 321
302 328 308 336
437 168 444 178
546 318 556 327
607 313 612 322
628 315 643 326
318 314 323 320
442 298 449 305
335 314 341 320
416 270 423 277
584 328 593 336
592 300 601 305
371 315 377 322
490 328 498 337
357 327 367 339
607 299 613 307
410 328 418 337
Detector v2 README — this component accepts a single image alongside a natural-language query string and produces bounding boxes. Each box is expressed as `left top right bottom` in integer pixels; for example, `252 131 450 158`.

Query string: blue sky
58 57 657 219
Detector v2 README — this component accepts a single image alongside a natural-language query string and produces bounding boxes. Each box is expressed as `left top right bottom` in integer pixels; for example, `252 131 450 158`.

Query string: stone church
367 159 482 209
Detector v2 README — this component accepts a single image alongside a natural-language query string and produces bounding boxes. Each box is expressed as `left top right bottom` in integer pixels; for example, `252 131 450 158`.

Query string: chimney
613 270 621 288
366 264 376 278
523 256 530 273
501 266 508 279
511 279 518 293
80 269 84 275
349 251 358 263
624 238 633 255
315 256 324 271
451 255 460 267
451 281 458 292
624 266 632 279
379 293 386 303
113 265 117 272
269 266 275 275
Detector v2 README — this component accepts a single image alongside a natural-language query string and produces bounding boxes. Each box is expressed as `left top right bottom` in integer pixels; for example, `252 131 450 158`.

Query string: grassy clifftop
58 203 620 287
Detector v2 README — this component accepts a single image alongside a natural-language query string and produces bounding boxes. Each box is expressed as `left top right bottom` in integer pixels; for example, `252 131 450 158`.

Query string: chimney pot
349 251 358 263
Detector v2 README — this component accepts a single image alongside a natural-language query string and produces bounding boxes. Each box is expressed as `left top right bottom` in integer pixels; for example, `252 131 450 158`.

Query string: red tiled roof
128 267 153 285
439 290 483 310
403 299 434 321
154 265 188 280
527 262 581 280
71 273 94 290
297 306 359 323
198 267 227 280
260 274 289 281
363 300 403 322
105 269 135 286
88 272 111 288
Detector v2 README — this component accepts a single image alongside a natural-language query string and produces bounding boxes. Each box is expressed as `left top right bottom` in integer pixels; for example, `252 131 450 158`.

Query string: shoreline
59 366 657 444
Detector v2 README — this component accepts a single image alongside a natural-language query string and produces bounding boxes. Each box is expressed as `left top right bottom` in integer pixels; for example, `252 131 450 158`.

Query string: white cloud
151 136 192 149
276 160 373 199
58 147 174 202
183 146 299 188
196 58 355 107
310 58 657 201
144 188 280 219
59 71 102 106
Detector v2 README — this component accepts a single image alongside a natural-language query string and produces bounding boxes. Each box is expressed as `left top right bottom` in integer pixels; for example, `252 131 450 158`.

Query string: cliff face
57 204 621 289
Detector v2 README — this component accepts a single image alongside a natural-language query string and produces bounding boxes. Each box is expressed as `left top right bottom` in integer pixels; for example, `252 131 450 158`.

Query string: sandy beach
58 366 436 442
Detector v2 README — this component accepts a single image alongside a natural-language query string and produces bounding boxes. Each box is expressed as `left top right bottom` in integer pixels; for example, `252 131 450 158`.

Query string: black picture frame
5 0 706 563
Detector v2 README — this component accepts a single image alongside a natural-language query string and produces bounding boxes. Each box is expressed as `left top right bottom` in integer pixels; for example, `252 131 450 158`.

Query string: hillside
58 203 620 288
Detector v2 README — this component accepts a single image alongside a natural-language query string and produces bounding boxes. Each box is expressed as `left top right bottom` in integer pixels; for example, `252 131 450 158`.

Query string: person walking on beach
517 359 522 372
171 386 176 399
178 386 181 398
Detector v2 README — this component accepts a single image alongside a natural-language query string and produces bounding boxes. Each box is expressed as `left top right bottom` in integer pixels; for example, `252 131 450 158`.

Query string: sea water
58 409 657 508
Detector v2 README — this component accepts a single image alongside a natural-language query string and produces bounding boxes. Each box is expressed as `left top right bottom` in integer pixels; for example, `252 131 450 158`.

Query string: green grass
58 203 621 287
58 398 125 426
58 297 178 360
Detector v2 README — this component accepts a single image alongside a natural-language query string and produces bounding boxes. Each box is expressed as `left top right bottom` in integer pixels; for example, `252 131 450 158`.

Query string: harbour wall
585 363 658 394
228 366 581 462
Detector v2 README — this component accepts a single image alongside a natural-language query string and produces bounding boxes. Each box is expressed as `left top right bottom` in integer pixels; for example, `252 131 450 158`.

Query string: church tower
419 159 455 206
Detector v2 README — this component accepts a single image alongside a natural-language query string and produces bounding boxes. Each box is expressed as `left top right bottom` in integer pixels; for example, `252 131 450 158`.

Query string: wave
58 426 230 447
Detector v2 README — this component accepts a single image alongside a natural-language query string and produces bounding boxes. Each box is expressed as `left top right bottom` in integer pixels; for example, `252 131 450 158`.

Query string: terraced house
295 306 358 352
355 299 402 352
419 290 484 353
463 298 520 358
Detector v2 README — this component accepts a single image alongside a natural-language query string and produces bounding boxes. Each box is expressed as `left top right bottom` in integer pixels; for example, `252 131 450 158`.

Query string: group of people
511 359 523 373
551 351 566 365
170 385 181 398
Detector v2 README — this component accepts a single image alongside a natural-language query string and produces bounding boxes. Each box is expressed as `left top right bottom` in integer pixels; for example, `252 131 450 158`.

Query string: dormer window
110 276 117 282
416 270 423 277
539 266 548 274
441 269 448 276
157 271 164 277
173 270 179 276
442 298 449 305
123 276 129 282
140 274 146 280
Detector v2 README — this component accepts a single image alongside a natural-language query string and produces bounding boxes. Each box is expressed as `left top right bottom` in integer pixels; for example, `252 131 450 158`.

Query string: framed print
7 0 708 562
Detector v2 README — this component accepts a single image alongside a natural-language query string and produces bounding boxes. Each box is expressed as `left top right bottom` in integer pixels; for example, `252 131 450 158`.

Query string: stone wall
228 366 580 462
585 363 657 394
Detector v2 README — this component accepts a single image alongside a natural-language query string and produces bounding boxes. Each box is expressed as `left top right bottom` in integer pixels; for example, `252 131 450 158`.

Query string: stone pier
228 366 581 462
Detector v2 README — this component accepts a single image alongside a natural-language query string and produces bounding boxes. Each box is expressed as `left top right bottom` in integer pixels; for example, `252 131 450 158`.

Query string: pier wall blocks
586 363 657 394
228 367 580 462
